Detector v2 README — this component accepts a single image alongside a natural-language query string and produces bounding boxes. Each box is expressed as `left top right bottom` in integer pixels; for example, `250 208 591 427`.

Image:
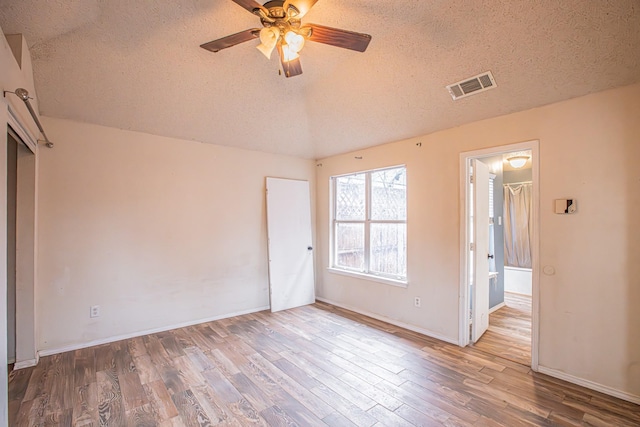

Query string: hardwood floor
472 292 532 366
8 301 640 426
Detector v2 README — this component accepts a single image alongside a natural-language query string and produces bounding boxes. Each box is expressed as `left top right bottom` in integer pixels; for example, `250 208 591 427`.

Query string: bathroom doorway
459 141 539 368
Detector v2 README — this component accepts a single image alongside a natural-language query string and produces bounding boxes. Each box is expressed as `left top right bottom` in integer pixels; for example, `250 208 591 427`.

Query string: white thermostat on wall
555 199 576 214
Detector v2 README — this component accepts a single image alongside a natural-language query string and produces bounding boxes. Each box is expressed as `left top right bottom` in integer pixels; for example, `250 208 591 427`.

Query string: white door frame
458 140 540 371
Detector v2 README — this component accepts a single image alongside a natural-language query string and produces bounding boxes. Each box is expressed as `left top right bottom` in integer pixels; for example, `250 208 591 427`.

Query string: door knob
307 246 313 251
488 254 494 259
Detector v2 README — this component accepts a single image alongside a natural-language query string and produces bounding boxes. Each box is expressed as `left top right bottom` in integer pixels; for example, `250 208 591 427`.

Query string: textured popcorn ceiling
1 0 639 159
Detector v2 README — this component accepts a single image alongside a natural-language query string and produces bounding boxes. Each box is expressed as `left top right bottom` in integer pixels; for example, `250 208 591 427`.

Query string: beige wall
316 83 640 399
36 117 316 353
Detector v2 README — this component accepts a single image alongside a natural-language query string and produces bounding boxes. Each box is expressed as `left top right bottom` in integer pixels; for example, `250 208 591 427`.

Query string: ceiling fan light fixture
284 30 305 52
507 155 529 169
256 27 280 59
281 43 300 62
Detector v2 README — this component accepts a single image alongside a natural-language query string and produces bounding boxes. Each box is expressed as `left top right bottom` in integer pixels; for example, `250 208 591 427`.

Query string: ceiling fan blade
232 0 269 15
283 0 319 17
200 29 261 53
282 57 303 78
306 24 371 52
277 44 303 78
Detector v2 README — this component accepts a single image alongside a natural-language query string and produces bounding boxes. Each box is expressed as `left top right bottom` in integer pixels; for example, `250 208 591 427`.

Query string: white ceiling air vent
446 71 497 100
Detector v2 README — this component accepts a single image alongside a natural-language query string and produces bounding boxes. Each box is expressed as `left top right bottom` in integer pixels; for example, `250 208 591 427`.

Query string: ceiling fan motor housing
259 1 304 37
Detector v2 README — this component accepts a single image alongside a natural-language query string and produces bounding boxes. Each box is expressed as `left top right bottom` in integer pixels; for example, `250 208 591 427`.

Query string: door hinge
470 242 475 251
470 175 474 184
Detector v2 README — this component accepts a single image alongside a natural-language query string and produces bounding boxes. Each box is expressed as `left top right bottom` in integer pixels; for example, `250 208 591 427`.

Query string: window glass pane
370 223 407 277
336 223 365 270
371 167 407 220
335 174 366 220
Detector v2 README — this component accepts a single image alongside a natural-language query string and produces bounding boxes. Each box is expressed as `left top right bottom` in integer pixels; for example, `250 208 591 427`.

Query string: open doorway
6 126 37 370
459 141 539 369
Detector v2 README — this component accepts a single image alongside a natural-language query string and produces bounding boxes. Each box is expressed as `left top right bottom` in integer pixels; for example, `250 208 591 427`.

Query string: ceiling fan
200 0 372 78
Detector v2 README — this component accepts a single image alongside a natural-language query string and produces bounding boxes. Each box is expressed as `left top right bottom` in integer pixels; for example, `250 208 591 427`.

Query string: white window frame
329 165 407 286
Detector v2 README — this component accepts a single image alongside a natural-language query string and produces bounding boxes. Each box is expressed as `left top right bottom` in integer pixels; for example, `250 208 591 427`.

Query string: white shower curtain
504 183 532 268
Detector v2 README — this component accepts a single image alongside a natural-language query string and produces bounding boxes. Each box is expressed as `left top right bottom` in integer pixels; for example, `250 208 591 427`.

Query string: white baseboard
316 297 458 345
38 305 271 357
14 354 39 370
489 302 506 314
538 366 640 405
504 290 532 297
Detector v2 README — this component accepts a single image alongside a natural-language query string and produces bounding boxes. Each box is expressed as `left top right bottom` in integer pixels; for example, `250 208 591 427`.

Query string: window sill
327 268 408 288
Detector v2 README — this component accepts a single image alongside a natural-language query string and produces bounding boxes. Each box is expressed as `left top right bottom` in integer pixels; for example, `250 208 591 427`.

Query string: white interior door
266 177 315 312
472 159 490 342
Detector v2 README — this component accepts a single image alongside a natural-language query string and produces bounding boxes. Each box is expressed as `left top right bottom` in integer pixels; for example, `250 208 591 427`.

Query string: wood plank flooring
8 301 640 426
472 292 532 366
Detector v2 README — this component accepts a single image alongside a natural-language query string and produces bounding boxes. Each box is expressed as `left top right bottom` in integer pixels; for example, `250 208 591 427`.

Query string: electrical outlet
414 297 421 308
90 305 100 318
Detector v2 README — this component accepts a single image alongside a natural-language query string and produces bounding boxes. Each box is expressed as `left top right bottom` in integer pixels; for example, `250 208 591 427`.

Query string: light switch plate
555 199 576 214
